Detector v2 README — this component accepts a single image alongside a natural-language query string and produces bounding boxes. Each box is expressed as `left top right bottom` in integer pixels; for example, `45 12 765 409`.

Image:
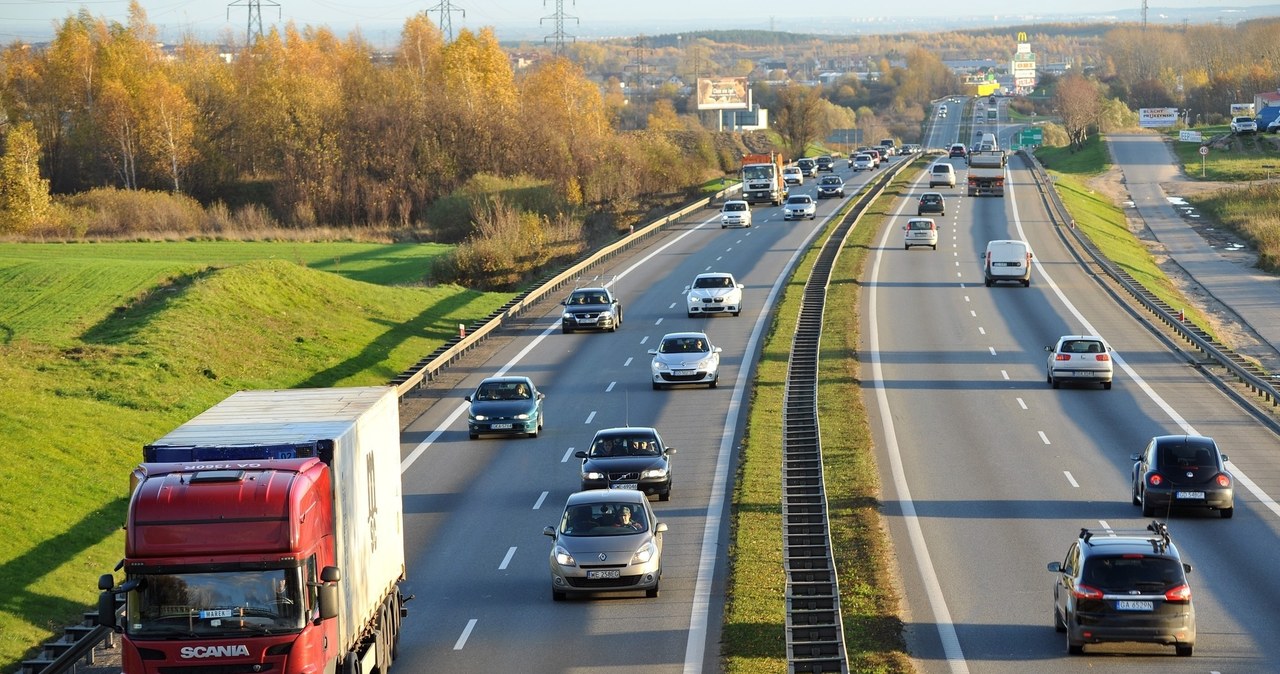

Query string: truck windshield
741 166 774 181
125 568 307 637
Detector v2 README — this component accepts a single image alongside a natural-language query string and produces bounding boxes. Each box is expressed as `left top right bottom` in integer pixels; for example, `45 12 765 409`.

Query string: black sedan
575 427 675 501
1131 435 1234 518
465 376 545 439
816 175 845 199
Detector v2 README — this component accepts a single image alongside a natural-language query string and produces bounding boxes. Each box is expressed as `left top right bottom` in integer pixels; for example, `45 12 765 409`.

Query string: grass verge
723 166 919 673
0 244 511 673
1034 138 1213 334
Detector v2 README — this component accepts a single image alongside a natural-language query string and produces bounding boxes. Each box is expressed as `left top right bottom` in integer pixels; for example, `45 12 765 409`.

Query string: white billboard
1230 103 1256 117
1140 107 1180 128
695 77 750 111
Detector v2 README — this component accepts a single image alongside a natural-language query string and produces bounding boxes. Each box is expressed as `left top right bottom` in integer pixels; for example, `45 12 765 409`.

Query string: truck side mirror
97 590 117 629
317 584 340 621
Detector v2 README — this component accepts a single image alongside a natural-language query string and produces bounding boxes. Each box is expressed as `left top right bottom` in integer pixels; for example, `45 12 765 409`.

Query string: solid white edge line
869 176 970 672
453 618 477 650
1008 174 1280 519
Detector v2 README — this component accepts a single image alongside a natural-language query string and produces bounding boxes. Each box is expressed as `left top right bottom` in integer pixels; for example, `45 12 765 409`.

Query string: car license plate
587 570 620 580
490 423 513 430
610 483 638 490
1176 491 1206 499
1115 600 1154 611
674 370 696 376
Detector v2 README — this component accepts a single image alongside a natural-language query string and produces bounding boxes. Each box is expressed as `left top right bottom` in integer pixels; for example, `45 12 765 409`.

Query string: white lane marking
498 547 516 570
453 619 477 650
656 317 664 325
561 447 575 463
978 327 986 335
669 302 677 309
584 411 596 424
869 179 970 673
1001 370 1010 380
640 336 649 345
964 295 971 302
988 347 997 355
606 381 616 392
533 491 548 509
970 310 977 317
1064 472 1079 488
957 272 963 278
624 357 633 367
1007 179 1280 519
1017 397 1027 409
1039 431 1051 445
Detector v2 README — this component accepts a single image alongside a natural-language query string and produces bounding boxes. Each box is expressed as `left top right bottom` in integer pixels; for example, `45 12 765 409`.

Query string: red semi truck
98 386 407 674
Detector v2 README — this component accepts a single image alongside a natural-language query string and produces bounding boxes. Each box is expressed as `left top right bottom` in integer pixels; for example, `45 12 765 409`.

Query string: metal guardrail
20 606 119 674
1021 150 1280 406
391 183 743 397
783 159 913 674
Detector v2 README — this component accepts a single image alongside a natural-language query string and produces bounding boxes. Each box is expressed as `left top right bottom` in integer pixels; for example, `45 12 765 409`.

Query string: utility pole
1141 0 1148 29
625 37 651 100
227 0 279 45
427 0 465 42
541 0 578 56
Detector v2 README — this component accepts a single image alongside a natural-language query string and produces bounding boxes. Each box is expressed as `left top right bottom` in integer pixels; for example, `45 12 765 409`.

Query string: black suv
1047 522 1195 657
561 286 622 333
1131 434 1234 518
815 155 835 172
796 158 817 177
575 427 675 501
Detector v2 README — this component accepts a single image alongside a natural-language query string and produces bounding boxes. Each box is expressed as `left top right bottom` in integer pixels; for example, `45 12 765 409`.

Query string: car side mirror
97 590 118 629
647 349 658 355
713 347 722 354
1047 562 1062 573
665 448 677 455
574 451 589 459
543 526 557 538
464 394 473 402
737 284 744 289
1129 453 1142 461
683 286 691 293
1220 453 1228 461
561 299 569 306
655 523 669 534
1183 563 1193 574
537 392 545 400
1044 346 1053 352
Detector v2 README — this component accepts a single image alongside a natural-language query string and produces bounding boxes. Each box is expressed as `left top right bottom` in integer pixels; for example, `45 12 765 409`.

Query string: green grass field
0 242 511 672
1167 126 1280 181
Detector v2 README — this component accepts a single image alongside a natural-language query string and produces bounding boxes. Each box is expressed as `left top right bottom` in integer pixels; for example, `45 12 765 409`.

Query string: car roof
821 176 842 182
1056 334 1103 341
660 331 710 340
591 426 659 438
694 272 733 280
478 375 533 385
1076 522 1180 558
723 200 747 206
921 192 943 198
565 488 649 507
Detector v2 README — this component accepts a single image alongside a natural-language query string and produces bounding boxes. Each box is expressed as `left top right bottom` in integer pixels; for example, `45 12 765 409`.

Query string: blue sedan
465 376 545 439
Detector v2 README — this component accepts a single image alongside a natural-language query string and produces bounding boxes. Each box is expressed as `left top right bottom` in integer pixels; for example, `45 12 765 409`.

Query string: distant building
719 105 769 132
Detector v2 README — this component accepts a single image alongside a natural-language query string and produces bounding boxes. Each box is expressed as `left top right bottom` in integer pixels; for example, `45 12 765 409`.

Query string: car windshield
569 291 607 305
560 503 649 536
589 435 662 458
922 195 941 203
821 177 840 185
787 196 811 204
1082 556 1184 591
694 276 733 289
475 381 531 401
723 203 746 212
856 155 871 161
659 336 709 354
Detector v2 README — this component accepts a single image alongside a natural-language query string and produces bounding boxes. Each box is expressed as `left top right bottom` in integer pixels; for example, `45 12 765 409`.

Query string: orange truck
740 152 788 205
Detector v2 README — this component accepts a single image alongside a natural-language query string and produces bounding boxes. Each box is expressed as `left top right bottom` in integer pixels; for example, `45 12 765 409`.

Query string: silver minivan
929 163 956 188
984 239 1033 287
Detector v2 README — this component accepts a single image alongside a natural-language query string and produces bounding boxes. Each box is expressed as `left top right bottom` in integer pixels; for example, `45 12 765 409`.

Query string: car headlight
562 312 574 320
583 471 605 480
631 540 657 565
472 414 488 421
554 546 576 566
640 467 668 479
514 413 529 420
652 360 671 373
697 357 716 370
599 311 614 320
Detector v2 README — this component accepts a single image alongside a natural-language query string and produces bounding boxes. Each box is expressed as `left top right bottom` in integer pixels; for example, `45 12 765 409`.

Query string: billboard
1139 107 1180 128
1230 103 1256 117
696 77 750 111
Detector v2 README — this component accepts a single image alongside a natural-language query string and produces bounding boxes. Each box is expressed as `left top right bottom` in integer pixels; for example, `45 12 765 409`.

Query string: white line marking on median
1002 370 1010 380
499 547 516 570
978 327 986 335
640 336 649 345
656 317 664 325
453 619 477 650
624 357 633 367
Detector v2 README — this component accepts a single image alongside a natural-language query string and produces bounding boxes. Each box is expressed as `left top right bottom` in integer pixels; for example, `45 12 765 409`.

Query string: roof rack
1079 520 1172 552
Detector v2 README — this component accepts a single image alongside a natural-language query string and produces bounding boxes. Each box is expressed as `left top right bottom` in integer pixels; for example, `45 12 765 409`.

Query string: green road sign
1019 128 1043 146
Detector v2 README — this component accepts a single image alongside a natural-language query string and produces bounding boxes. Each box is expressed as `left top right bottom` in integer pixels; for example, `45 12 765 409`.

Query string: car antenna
624 387 630 428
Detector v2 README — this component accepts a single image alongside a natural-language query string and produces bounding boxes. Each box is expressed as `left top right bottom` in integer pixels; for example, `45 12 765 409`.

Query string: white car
783 194 816 220
902 218 938 250
1230 116 1257 134
649 332 721 389
782 166 804 185
719 200 752 228
1269 118 1280 134
849 153 874 171
685 272 744 317
1046 335 1114 390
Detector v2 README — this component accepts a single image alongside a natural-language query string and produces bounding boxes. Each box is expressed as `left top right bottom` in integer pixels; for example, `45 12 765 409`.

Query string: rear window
1082 556 1184 591
1062 339 1104 354
932 165 951 174
1157 442 1218 471
908 220 934 230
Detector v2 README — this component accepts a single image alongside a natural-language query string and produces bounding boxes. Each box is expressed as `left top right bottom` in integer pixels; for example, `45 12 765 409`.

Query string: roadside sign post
1199 145 1208 177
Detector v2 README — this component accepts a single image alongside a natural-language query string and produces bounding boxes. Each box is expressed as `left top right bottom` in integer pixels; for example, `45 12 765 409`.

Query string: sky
4 0 1280 44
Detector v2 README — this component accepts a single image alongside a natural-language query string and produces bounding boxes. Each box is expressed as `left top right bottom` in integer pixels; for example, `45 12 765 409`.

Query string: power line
541 0 577 55
427 0 465 42
227 0 279 45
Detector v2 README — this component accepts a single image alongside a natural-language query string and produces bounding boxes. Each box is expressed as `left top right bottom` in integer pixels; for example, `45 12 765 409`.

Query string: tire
1142 498 1156 518
709 377 718 389
721 224 727 229
645 581 660 598
1103 381 1112 390
1221 506 1234 519
528 426 538 439
985 278 993 287
1068 640 1084 656
652 382 661 391
904 244 910 250
562 326 572 334
932 244 937 250
1047 372 1053 384
552 589 565 602
469 433 479 440
687 312 696 318
1132 485 1142 506
1052 378 1060 389
733 310 741 317
1053 606 1066 633
659 488 671 502
1176 644 1193 657
1022 279 1030 287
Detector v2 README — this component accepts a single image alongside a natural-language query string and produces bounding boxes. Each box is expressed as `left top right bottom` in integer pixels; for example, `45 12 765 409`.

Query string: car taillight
1055 354 1071 361
1095 354 1110 361
1164 584 1191 602
1072 584 1104 600
1216 474 1231 487
1148 474 1164 487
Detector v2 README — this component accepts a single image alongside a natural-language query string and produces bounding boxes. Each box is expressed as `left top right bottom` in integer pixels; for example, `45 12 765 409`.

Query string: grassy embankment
1034 137 1214 333
723 165 920 674
0 241 511 672
1165 125 1280 273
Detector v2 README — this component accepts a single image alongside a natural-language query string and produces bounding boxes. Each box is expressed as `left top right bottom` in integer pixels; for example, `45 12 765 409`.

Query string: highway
869 111 1280 672
393 158 885 672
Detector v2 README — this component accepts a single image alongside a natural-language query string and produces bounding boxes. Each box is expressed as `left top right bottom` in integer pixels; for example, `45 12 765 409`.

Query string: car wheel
552 589 565 602
917 210 923 216
652 382 662 391
562 326 572 334
1067 639 1084 656
1052 378 1060 389
1141 497 1156 518
1221 506 1234 519
904 244 910 250
709 377 718 389
687 312 696 319
1132 484 1142 506
528 426 538 439
721 224 727 229
985 278 993 287
469 433 479 440
659 488 670 502
1053 606 1066 633
1103 381 1112 390
1022 279 1030 287
1047 371 1053 384
931 244 937 250
1175 644 1193 657
646 581 660 598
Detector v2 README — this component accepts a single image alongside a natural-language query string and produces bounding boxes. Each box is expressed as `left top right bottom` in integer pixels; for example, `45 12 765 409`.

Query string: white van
979 133 999 151
929 163 956 188
984 239 1033 287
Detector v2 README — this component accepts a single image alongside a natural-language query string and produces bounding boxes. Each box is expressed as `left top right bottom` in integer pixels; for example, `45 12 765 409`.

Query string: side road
1105 132 1280 372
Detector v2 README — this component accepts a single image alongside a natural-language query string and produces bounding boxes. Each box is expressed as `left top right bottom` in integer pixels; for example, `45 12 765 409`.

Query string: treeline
0 3 740 283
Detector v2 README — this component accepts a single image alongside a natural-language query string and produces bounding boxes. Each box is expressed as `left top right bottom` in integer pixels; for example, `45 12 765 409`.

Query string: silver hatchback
1046 335 1114 389
544 489 666 600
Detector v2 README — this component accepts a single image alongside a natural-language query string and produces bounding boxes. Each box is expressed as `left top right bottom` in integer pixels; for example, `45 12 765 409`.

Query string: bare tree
1053 74 1102 150
773 85 826 159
